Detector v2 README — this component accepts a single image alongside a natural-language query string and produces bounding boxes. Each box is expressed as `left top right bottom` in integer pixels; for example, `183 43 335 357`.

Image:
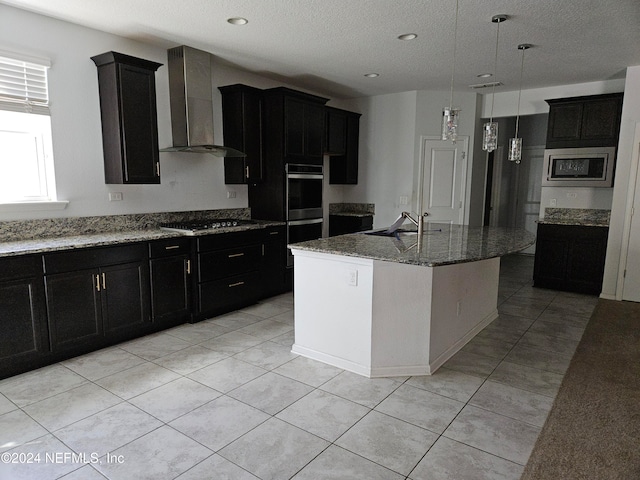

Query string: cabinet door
101 261 151 338
284 97 305 158
304 102 325 159
150 254 191 325
546 103 583 146
566 229 608 294
0 276 49 377
325 108 347 155
117 64 161 184
45 269 103 353
220 85 264 184
581 98 622 144
261 227 287 298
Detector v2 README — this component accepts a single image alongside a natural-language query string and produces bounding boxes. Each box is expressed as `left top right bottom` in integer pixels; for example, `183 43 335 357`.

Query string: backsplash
542 208 610 226
328 203 375 215
0 208 250 242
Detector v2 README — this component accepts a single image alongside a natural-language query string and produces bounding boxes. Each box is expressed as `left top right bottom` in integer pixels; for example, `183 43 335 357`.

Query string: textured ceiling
1 0 639 99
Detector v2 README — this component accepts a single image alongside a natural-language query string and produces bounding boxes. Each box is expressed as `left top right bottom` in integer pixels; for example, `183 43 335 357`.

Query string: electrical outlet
567 192 577 199
399 195 409 205
550 198 557 207
227 191 237 199
108 192 123 201
346 269 358 286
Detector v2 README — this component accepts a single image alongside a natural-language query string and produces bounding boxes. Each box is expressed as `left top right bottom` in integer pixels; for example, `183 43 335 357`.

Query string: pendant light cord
449 0 459 111
489 19 501 123
514 46 526 138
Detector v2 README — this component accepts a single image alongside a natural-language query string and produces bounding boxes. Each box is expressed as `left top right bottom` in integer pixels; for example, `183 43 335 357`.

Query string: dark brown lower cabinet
533 223 609 295
261 225 287 297
44 243 151 356
0 255 49 379
149 238 192 327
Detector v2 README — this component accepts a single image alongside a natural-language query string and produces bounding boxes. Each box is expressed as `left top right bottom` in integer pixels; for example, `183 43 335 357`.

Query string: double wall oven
286 164 323 266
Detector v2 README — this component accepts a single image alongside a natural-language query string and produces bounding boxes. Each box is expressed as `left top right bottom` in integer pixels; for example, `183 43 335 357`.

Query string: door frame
417 135 469 225
616 122 640 301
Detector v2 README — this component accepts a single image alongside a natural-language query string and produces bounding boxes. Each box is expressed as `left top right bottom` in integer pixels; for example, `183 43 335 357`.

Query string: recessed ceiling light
227 17 248 25
364 73 379 78
398 33 418 41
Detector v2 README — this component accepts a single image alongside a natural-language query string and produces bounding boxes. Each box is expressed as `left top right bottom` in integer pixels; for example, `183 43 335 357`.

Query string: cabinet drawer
197 229 263 252
198 244 262 282
44 243 147 274
149 237 191 258
198 272 261 313
0 255 43 281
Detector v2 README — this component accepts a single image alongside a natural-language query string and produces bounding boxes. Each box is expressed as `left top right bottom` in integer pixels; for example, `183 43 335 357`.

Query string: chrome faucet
401 211 430 248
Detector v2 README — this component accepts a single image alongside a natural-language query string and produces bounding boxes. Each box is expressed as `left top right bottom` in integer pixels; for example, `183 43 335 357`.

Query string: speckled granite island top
289 223 535 267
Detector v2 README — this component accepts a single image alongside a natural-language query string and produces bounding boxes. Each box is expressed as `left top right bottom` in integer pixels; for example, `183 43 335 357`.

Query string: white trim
616 122 640 300
0 200 68 213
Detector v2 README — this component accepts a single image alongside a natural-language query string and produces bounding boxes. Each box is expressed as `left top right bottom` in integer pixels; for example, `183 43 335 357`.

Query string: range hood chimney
159 45 244 157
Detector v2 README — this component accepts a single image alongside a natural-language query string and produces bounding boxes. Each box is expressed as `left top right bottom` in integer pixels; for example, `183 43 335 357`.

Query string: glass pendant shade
482 121 498 152
508 137 522 163
442 107 460 141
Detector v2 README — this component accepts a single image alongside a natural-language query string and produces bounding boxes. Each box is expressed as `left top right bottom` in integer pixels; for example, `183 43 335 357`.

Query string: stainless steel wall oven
286 164 323 266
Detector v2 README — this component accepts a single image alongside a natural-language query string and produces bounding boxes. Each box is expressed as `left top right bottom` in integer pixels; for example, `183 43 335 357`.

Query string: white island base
291 249 500 377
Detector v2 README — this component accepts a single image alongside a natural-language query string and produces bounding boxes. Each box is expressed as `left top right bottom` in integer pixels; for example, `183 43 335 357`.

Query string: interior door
420 137 468 224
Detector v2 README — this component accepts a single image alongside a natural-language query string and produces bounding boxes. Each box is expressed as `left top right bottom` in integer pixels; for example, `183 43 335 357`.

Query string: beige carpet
521 299 640 480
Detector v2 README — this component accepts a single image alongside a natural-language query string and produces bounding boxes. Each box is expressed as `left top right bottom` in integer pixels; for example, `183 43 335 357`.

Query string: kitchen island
289 223 535 377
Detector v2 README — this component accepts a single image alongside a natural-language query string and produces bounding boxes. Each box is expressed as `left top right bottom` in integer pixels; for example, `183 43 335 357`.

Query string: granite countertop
289 223 535 267
0 220 284 258
537 207 610 227
329 212 373 217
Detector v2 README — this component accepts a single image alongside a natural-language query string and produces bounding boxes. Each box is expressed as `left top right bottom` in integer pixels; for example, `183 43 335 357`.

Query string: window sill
0 200 69 213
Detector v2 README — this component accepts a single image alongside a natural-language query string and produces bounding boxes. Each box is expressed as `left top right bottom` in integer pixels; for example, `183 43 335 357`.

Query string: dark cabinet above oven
545 93 623 149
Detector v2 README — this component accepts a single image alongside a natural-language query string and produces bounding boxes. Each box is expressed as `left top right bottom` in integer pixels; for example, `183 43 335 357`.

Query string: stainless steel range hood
159 45 245 157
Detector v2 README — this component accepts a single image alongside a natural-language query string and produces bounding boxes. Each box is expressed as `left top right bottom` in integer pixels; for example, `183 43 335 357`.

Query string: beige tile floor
0 254 598 480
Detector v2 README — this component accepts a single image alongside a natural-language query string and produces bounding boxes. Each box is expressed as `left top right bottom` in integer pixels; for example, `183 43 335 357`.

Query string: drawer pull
229 281 245 288
228 253 245 258
165 245 180 250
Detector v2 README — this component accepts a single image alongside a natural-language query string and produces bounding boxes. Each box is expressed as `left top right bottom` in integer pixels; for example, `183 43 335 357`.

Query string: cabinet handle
228 253 245 258
102 273 106 290
229 281 245 288
165 245 180 250
245 165 250 179
95 274 101 292
269 231 279 235
156 161 160 177
186 259 191 275
262 244 265 256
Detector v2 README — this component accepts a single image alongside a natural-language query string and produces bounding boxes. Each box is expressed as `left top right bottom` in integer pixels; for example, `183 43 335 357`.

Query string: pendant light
508 43 532 163
482 14 507 152
441 0 460 142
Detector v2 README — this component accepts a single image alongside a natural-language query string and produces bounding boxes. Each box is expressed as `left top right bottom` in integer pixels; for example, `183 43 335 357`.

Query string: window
0 52 57 204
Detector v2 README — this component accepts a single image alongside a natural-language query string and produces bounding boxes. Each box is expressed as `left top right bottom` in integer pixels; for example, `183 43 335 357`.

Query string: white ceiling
2 0 640 99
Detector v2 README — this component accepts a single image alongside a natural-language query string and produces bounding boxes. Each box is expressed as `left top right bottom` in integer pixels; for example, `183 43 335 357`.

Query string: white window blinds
0 53 50 115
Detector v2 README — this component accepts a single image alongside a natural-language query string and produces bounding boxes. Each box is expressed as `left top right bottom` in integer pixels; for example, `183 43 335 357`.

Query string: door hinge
461 151 466 159
623 269 627 278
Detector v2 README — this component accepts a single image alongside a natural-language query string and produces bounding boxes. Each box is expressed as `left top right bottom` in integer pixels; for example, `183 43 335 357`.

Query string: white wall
602 65 640 298
0 5 352 221
341 91 418 228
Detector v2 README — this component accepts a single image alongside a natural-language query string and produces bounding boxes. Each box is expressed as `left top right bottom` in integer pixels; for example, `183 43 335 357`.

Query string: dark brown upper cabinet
219 84 264 184
326 107 361 184
545 93 623 148
91 52 162 184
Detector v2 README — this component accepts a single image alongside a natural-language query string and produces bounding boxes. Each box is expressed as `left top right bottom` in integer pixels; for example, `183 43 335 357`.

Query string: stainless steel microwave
542 147 616 187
